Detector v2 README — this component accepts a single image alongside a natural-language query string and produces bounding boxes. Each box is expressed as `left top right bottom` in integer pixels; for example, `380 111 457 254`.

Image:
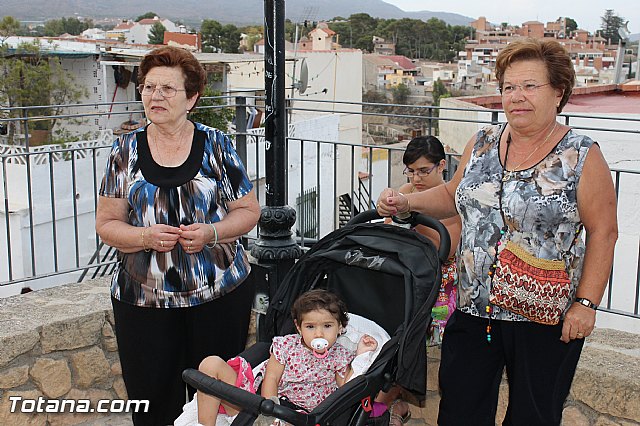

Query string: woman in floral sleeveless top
376 39 617 425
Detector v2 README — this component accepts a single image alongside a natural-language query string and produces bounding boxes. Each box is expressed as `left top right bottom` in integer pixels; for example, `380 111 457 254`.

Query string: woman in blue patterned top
96 46 260 425
376 39 617 425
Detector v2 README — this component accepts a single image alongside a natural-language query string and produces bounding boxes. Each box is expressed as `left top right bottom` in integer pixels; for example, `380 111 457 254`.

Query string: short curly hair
291 289 349 328
138 46 206 104
495 38 574 113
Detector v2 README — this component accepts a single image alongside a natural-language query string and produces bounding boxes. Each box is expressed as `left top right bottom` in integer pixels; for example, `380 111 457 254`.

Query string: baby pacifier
310 338 329 359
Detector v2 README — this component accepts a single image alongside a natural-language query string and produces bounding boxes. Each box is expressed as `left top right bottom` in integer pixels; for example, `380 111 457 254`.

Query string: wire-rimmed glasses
137 84 186 98
403 163 438 177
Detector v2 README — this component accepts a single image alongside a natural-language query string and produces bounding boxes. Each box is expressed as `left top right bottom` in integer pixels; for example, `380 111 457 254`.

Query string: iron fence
0 96 639 324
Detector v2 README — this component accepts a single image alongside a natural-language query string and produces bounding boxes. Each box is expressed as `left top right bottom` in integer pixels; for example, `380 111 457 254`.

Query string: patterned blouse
99 122 253 308
269 334 353 412
454 123 593 321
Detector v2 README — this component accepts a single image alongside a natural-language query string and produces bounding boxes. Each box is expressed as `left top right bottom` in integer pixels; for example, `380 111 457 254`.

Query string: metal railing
1 96 639 323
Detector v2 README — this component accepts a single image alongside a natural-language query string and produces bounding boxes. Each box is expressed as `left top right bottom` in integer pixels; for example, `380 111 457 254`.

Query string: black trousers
437 310 584 426
111 280 255 426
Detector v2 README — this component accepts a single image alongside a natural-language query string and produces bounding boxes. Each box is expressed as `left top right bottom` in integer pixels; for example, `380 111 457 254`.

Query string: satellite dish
618 21 631 42
294 58 308 94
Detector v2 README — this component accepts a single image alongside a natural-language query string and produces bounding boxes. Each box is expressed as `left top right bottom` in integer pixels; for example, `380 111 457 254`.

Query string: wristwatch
575 297 598 311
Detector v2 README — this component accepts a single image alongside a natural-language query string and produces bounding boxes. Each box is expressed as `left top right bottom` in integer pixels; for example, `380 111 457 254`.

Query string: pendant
502 171 514 182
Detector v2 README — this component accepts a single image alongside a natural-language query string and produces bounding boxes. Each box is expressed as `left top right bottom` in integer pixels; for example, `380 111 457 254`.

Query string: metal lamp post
250 0 301 328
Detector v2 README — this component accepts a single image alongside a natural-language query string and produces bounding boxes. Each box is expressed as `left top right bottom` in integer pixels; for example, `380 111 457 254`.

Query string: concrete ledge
1 279 639 425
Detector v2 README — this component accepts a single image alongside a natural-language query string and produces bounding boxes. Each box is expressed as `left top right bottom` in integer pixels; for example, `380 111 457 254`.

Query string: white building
80 28 106 40
127 17 178 45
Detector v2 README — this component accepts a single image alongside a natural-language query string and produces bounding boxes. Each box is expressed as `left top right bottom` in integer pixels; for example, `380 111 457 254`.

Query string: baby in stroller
195 289 381 426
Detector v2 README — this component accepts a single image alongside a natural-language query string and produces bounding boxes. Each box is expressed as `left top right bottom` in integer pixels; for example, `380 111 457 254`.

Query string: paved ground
85 411 428 425
78 414 132 425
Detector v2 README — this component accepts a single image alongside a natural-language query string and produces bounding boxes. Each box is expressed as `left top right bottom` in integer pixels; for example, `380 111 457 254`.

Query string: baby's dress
270 334 354 411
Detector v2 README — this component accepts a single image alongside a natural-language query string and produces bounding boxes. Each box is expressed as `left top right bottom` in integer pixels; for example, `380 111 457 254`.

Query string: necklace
502 122 557 182
151 124 188 167
485 140 511 343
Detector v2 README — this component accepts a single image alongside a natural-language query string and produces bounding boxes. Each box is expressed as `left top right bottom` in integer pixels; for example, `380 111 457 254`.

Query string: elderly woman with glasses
95 46 260 425
376 38 617 425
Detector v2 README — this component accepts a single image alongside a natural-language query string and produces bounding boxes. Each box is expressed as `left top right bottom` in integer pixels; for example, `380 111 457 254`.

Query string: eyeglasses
137 84 186 98
403 163 438 178
498 82 551 95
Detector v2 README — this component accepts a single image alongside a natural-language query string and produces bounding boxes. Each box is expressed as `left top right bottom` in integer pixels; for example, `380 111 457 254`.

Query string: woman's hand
143 224 181 253
178 223 216 254
376 188 409 217
560 303 596 343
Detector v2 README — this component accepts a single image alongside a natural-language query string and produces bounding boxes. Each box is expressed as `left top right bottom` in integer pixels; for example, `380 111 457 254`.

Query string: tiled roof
386 55 415 70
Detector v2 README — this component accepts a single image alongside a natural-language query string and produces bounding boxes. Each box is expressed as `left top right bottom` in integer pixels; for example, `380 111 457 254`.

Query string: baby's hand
356 334 378 355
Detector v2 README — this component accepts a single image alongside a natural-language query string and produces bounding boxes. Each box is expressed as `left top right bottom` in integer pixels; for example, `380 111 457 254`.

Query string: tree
238 25 262 53
189 86 234 133
0 16 21 44
200 20 240 53
432 79 450 106
329 14 472 60
600 9 626 44
148 22 166 45
565 18 578 35
136 12 157 22
43 17 92 36
0 41 87 144
391 83 410 104
201 19 223 52
220 24 240 53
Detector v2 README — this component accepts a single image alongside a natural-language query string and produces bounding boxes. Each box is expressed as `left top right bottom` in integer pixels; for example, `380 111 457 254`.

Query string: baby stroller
183 209 450 425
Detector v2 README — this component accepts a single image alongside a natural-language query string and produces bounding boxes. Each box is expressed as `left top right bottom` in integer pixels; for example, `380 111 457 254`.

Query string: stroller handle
182 369 308 425
347 209 451 263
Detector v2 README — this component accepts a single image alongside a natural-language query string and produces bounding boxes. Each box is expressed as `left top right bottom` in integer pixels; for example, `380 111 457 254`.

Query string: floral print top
99 122 253 308
269 334 353 411
454 123 593 321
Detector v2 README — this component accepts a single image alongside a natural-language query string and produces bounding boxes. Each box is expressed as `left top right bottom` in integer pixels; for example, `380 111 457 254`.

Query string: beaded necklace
485 133 512 343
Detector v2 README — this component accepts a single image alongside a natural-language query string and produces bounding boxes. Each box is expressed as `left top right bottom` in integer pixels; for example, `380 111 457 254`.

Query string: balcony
1 98 639 424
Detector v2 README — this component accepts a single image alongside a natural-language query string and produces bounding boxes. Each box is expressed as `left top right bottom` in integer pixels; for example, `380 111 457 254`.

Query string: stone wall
1 278 639 426
0 278 124 426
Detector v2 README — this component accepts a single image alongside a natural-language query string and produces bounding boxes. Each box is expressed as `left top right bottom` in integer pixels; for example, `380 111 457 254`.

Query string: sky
383 0 639 35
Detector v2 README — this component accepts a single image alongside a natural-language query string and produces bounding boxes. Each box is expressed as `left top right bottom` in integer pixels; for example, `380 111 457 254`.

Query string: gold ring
576 332 584 338
160 240 164 248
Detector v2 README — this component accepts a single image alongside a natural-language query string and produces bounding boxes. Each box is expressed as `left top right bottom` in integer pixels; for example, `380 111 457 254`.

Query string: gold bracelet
398 192 411 214
205 223 218 248
141 228 150 252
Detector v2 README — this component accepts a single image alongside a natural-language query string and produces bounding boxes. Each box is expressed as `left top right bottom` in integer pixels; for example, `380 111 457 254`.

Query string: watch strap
575 297 598 310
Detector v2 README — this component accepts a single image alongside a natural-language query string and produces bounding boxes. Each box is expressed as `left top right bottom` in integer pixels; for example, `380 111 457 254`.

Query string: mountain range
2 0 475 27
